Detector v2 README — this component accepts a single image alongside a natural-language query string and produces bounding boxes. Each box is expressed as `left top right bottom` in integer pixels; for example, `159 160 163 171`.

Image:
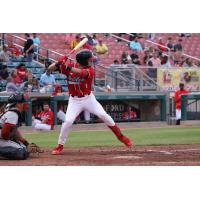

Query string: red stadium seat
10 33 200 68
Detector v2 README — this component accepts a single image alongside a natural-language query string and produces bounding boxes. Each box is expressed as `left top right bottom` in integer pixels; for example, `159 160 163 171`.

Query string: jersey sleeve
55 56 71 76
79 67 94 78
58 62 75 76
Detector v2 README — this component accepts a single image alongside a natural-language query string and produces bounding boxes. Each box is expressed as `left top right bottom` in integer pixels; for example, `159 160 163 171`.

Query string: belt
71 92 91 98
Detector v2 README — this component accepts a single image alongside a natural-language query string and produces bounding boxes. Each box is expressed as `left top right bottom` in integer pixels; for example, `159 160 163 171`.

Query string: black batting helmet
7 93 26 107
76 49 93 66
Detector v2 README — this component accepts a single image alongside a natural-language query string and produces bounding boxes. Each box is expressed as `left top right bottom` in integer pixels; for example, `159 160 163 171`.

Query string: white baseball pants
57 110 66 122
32 119 51 131
176 109 181 120
83 110 90 121
58 93 115 145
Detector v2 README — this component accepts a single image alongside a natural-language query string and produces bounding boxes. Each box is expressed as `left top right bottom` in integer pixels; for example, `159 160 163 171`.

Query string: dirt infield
1 144 200 166
1 122 200 166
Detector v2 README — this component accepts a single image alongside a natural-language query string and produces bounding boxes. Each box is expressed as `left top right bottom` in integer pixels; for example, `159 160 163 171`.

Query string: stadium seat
56 80 67 86
54 73 67 80
12 33 200 70
0 80 7 87
33 73 41 79
35 68 45 73
62 86 68 92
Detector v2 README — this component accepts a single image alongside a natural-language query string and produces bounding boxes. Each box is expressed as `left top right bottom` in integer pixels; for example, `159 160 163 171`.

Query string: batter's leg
85 94 133 147
59 97 83 145
83 110 91 123
52 98 83 155
57 110 66 122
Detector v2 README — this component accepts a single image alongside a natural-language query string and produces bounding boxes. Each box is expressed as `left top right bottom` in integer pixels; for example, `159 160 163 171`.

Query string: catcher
0 93 43 160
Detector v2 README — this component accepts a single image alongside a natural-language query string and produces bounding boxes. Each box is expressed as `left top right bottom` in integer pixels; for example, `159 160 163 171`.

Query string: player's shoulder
48 110 54 114
4 111 18 117
87 66 94 72
40 111 45 115
68 62 77 67
2 111 19 124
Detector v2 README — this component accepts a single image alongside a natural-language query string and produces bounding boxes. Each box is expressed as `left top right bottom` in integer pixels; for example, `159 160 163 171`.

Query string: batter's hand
48 56 68 73
58 56 68 65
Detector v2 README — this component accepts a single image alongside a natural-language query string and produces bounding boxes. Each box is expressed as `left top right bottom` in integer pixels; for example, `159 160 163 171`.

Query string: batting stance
0 93 40 159
48 49 133 155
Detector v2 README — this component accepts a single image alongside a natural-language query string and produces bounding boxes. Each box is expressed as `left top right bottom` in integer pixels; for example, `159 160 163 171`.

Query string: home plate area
1 144 200 166
108 144 200 166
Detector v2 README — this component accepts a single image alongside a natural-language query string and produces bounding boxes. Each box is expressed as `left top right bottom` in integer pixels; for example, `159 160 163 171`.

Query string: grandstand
1 33 159 92
1 33 200 92
2 33 200 63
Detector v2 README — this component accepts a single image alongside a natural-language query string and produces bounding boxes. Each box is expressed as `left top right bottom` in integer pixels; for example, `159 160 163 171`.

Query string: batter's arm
47 63 58 73
47 56 69 73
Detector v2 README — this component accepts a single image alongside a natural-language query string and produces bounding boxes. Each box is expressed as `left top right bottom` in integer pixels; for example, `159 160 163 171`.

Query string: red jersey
37 109 54 125
174 89 189 109
122 111 137 120
157 41 168 52
12 73 23 85
8 45 20 56
82 43 91 50
59 62 94 96
16 66 27 81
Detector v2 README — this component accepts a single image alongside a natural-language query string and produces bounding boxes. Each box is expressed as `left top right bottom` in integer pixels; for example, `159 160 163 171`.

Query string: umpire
0 93 30 160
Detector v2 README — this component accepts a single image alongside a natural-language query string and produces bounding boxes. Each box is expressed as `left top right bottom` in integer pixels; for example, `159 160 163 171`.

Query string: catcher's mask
76 49 97 66
7 93 29 111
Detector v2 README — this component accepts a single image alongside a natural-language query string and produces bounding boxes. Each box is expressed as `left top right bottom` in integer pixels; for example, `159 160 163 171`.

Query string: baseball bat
67 37 88 57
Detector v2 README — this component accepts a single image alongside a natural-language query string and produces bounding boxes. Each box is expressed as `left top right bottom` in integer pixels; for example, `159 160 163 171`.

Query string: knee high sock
108 124 123 139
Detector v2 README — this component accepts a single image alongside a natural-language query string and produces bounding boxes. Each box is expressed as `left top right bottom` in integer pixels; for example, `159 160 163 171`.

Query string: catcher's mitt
27 143 44 154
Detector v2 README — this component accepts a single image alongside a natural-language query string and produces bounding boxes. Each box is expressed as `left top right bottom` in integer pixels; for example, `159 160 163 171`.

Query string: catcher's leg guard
0 146 28 160
0 139 29 160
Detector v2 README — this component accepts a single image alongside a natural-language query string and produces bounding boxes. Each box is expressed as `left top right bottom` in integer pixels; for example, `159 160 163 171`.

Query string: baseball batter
48 49 133 155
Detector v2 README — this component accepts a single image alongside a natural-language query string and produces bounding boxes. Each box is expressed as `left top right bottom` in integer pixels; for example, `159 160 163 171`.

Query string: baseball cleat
119 135 133 147
51 144 64 155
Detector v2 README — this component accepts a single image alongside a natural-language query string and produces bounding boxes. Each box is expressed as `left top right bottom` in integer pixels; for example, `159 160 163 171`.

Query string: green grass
25 126 200 148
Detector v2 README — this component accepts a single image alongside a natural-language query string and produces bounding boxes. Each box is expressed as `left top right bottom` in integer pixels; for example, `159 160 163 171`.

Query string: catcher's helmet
76 49 93 66
7 93 27 108
8 93 26 104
